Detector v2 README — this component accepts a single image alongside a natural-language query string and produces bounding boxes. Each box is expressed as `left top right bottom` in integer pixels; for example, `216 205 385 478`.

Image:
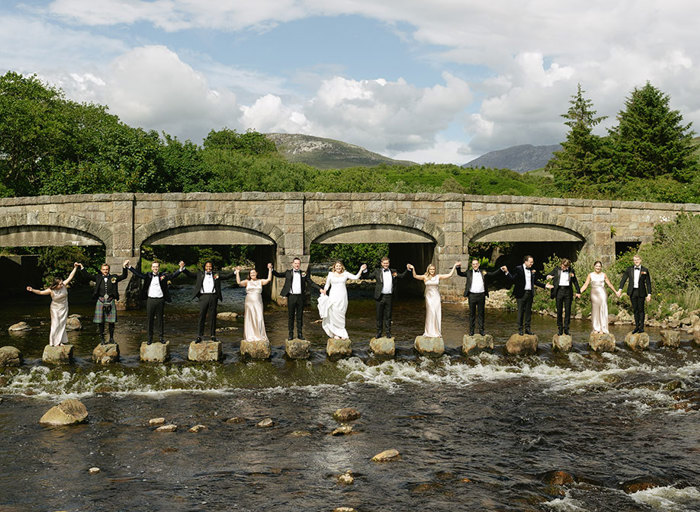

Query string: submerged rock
217 312 238 321
0 346 22 367
542 470 574 485
39 399 88 426
155 424 177 432
371 448 400 462
462 334 494 355
285 338 310 359
92 343 119 365
188 424 207 433
331 425 353 436
337 471 354 485
333 408 361 423
65 316 82 331
551 334 572 352
240 339 271 360
505 334 538 355
188 340 222 362
622 479 660 494
589 332 616 352
289 430 312 437
256 418 274 428
326 338 352 358
414 336 444 356
8 322 31 332
140 341 170 362
370 337 395 357
149 417 166 426
226 416 246 424
42 344 74 364
659 330 680 348
624 332 650 351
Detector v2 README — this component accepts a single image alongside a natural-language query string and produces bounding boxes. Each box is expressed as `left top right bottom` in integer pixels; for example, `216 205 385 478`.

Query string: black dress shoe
525 330 534 335
159 339 165 344
518 330 524 335
211 337 218 342
632 328 639 334
195 337 202 343
298 336 306 341
564 329 570 335
638 329 645 333
558 329 564 336
376 333 382 339
146 340 153 345
469 331 475 336
479 331 485 336
108 338 115 345
385 333 392 339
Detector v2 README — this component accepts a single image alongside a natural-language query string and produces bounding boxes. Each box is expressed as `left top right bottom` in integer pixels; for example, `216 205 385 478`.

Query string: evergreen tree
609 82 697 182
547 84 607 193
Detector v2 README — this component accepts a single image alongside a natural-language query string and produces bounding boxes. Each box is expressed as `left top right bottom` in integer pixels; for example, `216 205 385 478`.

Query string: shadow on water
1 282 699 511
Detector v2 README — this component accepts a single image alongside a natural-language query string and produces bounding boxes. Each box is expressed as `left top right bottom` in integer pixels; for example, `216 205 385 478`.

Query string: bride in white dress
319 260 367 339
408 261 460 338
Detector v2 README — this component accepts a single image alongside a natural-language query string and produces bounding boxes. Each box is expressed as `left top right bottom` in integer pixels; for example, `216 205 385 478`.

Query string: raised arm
501 266 515 281
407 264 424 281
350 264 368 280
127 264 147 279
116 262 129 282
26 286 51 296
63 263 80 286
438 262 460 280
260 264 273 285
455 264 468 278
579 273 592 294
234 267 247 287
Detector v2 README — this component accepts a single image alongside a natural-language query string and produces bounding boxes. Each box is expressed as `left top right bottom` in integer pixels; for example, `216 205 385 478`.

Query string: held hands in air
123 259 130 268
545 283 554 289
178 260 185 270
406 263 414 270
500 266 508 273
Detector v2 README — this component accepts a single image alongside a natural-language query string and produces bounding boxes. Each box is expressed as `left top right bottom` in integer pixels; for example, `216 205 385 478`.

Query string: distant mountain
266 133 415 169
463 144 562 173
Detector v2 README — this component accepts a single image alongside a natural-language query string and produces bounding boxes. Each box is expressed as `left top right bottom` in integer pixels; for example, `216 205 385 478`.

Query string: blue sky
2 1 699 163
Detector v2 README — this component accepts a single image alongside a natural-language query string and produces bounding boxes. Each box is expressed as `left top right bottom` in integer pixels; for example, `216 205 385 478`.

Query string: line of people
25 254 652 347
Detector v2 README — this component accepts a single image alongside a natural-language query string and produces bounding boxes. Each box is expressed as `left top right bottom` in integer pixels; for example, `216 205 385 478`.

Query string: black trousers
468 292 486 335
198 293 218 337
555 287 573 333
375 294 393 337
146 297 165 341
98 322 115 340
631 289 646 331
516 290 534 332
288 294 304 338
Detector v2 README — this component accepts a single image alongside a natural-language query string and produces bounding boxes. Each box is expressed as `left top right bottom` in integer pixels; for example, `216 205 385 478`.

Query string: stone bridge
1 192 697 304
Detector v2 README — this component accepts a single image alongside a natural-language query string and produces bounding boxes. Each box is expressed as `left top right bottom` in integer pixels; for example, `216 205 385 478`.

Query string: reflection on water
1 283 699 511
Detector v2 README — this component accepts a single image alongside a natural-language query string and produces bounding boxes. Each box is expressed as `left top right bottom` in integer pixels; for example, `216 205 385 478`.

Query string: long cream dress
243 280 267 342
49 286 69 346
590 272 609 334
422 275 442 338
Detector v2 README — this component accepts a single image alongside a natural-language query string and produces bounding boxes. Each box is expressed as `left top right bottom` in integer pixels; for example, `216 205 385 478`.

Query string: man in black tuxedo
272 257 321 340
618 254 652 333
501 255 545 335
456 259 502 336
128 260 186 344
545 258 581 335
362 257 409 339
181 261 236 342
81 261 129 344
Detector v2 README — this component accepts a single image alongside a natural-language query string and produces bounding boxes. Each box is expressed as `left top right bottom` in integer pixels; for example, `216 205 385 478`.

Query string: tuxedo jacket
619 266 652 296
82 267 128 301
182 268 235 301
456 266 501 298
546 268 581 298
272 268 321 296
505 265 545 298
362 267 409 300
128 266 183 302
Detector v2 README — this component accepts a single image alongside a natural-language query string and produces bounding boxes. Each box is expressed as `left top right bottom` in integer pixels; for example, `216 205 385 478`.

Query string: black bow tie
634 267 641 270
153 273 158 276
294 270 301 273
383 269 390 272
473 270 479 273
562 269 569 273
206 272 212 276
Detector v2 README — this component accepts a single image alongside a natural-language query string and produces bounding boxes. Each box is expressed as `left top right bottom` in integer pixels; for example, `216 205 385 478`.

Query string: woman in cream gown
408 262 460 338
579 261 620 334
26 262 80 346
319 261 367 339
235 264 273 342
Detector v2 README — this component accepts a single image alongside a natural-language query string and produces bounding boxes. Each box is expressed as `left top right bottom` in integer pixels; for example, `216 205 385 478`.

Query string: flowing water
1 283 698 511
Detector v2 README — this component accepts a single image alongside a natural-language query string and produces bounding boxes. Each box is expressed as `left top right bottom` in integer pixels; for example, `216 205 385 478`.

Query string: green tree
609 82 698 182
547 84 607 193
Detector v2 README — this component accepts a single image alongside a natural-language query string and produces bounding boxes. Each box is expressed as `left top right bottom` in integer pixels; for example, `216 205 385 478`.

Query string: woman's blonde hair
332 260 345 273
424 264 436 278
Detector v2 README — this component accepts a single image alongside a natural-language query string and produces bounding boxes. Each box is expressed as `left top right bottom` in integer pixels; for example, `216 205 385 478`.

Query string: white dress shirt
523 264 532 290
291 270 302 294
469 270 485 293
202 272 215 294
381 269 393 294
633 267 641 288
558 270 570 287
148 273 164 298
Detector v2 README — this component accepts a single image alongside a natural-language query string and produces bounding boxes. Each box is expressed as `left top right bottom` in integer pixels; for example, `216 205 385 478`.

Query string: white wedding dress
319 270 363 339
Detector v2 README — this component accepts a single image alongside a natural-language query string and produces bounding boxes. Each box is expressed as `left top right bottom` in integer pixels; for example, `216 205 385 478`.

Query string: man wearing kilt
81 261 129 344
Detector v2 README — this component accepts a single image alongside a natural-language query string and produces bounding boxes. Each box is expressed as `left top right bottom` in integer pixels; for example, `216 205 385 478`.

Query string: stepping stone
462 334 494 355
140 341 170 362
92 343 119 364
414 336 444 356
188 341 222 362
589 332 616 352
326 338 352 358
240 339 271 359
42 344 74 364
369 337 395 357
505 334 538 355
285 338 310 359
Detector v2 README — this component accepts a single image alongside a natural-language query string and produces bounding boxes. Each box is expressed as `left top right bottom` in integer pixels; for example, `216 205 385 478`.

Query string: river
0 282 698 511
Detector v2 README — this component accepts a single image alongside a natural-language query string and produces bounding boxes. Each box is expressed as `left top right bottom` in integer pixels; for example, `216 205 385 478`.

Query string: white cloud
240 94 311 133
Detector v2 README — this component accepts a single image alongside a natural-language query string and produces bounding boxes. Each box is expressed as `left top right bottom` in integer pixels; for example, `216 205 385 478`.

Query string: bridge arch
463 211 591 246
305 212 445 251
135 212 284 249
0 212 112 248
